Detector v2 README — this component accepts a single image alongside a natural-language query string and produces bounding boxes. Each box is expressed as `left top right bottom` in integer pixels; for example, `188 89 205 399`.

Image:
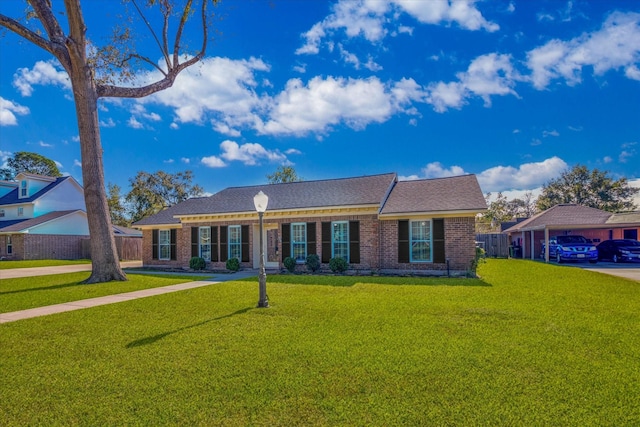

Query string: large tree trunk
70 63 127 283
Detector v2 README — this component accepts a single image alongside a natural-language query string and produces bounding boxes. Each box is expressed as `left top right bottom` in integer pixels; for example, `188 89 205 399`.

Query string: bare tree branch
0 13 57 55
131 0 171 70
28 0 65 42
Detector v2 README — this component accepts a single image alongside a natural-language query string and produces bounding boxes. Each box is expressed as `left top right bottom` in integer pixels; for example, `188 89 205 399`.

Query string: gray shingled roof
504 204 612 232
134 173 397 226
607 211 640 224
379 174 486 215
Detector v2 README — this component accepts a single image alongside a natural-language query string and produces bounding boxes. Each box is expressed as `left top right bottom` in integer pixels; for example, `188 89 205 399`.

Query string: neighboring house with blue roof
133 173 487 275
0 172 140 260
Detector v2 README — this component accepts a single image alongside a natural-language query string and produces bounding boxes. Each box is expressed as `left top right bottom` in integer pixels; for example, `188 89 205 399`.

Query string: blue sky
1 0 639 202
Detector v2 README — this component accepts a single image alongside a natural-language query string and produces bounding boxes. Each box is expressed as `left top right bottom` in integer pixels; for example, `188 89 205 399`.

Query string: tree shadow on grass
125 307 253 348
0 279 91 295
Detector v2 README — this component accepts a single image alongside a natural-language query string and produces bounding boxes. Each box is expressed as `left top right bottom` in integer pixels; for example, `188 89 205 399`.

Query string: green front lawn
1 259 638 426
0 259 92 269
0 272 208 313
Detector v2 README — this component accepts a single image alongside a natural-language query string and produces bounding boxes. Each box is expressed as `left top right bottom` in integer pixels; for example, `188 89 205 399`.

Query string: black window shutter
349 221 360 264
241 225 250 262
398 220 409 263
152 229 159 260
321 222 331 263
191 227 199 258
433 219 445 264
170 229 177 260
281 223 290 262
211 226 219 262
307 222 317 256
220 226 228 262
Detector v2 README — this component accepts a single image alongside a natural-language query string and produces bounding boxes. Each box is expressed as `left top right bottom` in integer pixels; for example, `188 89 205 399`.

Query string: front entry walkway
0 269 258 324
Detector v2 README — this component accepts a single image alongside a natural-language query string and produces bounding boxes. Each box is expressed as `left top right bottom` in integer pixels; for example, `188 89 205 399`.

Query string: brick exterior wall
379 217 476 274
0 234 85 260
141 215 477 275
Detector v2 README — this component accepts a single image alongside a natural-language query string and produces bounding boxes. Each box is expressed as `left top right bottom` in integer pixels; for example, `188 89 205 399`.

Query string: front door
253 223 279 269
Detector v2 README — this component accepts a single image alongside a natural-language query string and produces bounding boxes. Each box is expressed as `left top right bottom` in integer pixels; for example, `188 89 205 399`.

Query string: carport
503 204 640 262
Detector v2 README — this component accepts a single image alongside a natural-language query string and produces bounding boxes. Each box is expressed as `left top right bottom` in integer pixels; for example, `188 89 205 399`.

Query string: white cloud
0 97 30 126
603 156 613 163
422 162 467 178
38 141 53 148
201 155 226 168
13 60 71 96
262 76 404 135
296 0 497 56
181 157 190 164
219 140 287 165
73 159 82 167
426 53 518 112
527 11 640 89
543 129 559 137
170 122 179 130
99 118 116 128
402 157 569 193
163 159 174 164
143 57 270 136
127 116 144 129
477 156 568 192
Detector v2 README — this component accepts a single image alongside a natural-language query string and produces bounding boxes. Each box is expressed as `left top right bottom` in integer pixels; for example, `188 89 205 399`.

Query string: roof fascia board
378 210 481 220
176 204 380 223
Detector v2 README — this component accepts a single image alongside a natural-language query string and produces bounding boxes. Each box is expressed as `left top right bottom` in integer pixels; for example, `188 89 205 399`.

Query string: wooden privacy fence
475 233 509 258
81 236 142 260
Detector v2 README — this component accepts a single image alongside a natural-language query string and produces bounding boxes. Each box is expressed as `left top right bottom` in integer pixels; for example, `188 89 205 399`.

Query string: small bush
305 254 320 272
189 257 206 271
329 257 348 274
468 247 486 277
226 258 240 272
283 257 296 273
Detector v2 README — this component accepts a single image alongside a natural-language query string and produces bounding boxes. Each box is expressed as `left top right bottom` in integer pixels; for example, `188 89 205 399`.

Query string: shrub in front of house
305 254 320 273
329 257 348 274
226 258 240 272
283 256 296 273
189 257 206 270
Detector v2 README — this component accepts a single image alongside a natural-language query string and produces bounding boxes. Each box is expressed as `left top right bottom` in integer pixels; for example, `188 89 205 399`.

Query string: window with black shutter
349 221 360 264
281 223 290 262
398 220 409 263
220 226 228 262
152 229 159 260
170 229 177 260
321 222 331 263
307 222 317 256
191 227 198 258
241 225 250 262
211 226 219 262
433 219 445 263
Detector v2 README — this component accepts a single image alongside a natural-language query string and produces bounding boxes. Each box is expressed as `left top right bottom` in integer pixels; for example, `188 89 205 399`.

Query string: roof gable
380 175 486 215
0 176 74 206
504 204 613 232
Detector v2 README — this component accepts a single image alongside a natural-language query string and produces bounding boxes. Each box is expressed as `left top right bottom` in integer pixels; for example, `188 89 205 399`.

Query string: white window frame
20 180 27 198
331 221 349 262
0 209 4 218
17 207 24 217
199 226 211 262
6 235 13 255
291 223 307 263
228 225 241 260
158 229 171 260
410 220 432 263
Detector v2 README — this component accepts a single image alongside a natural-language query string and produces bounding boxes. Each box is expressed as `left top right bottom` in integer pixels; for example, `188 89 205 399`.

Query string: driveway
578 261 640 282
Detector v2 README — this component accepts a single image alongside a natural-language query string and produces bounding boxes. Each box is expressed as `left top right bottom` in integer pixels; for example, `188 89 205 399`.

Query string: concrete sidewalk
0 268 258 324
0 261 143 279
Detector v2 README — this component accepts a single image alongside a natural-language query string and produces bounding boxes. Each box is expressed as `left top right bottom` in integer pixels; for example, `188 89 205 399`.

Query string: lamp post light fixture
253 190 269 308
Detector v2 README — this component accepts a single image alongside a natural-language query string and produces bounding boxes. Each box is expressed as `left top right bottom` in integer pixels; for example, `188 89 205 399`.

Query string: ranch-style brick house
133 173 487 275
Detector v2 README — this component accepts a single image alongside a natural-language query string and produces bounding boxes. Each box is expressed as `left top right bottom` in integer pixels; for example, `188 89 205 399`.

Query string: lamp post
253 190 269 308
